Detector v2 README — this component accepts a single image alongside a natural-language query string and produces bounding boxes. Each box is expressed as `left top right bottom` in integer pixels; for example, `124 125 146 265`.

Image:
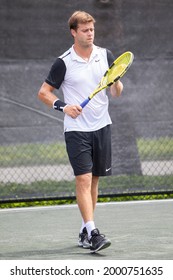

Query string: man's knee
76 173 92 189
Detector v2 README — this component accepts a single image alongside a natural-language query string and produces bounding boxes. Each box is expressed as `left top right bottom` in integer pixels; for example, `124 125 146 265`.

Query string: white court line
0 199 172 213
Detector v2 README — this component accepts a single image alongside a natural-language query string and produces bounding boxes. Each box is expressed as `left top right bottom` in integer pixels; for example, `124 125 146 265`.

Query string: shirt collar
71 45 99 62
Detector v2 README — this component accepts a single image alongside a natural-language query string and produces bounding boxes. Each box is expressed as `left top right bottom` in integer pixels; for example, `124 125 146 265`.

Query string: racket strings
107 64 127 83
105 53 133 85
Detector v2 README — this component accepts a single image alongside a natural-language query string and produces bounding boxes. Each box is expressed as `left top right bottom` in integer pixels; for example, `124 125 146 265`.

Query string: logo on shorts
106 167 111 172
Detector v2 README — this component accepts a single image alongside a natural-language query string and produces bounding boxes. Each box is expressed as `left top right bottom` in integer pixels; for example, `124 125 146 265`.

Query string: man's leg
91 175 99 210
76 172 94 223
76 174 99 223
90 176 111 253
76 172 111 253
77 174 99 248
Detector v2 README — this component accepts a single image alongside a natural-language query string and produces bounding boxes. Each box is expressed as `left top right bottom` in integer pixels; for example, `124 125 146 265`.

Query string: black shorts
65 125 112 176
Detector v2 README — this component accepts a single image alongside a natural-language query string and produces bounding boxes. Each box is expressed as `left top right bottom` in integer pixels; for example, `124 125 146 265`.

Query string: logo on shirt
95 59 100 62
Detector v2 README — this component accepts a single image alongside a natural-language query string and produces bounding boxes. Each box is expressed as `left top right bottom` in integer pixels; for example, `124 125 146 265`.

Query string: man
38 11 123 253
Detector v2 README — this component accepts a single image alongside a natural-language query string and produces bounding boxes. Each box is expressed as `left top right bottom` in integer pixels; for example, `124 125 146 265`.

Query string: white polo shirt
46 45 113 132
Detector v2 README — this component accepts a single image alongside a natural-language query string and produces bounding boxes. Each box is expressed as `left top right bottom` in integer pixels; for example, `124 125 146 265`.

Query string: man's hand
63 105 82 118
110 80 123 97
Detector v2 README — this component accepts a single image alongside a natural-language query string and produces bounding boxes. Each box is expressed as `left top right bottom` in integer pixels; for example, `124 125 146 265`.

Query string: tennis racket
80 51 134 108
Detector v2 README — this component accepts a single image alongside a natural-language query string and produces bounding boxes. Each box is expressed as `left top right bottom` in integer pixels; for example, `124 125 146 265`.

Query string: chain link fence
0 59 173 202
0 124 173 203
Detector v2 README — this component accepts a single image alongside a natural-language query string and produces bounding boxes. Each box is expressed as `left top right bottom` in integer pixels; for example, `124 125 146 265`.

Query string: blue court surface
0 199 173 260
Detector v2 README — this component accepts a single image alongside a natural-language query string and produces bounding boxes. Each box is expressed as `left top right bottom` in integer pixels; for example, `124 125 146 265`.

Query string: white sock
79 219 86 234
85 221 96 239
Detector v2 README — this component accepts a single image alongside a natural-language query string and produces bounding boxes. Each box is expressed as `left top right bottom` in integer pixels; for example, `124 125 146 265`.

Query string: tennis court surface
0 199 172 260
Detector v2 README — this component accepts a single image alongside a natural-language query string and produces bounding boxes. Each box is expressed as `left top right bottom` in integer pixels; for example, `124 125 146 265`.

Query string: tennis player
38 10 123 253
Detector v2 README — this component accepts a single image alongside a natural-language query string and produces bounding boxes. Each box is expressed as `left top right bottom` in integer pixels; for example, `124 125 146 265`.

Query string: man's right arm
38 82 58 107
38 82 82 118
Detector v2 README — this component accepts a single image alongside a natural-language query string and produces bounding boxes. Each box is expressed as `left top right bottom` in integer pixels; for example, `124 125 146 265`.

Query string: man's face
71 22 95 48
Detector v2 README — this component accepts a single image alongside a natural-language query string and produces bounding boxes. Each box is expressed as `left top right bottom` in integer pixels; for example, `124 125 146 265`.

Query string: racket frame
80 51 134 108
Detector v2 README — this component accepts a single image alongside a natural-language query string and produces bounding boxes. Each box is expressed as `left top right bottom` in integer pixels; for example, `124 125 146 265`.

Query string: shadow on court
0 200 173 260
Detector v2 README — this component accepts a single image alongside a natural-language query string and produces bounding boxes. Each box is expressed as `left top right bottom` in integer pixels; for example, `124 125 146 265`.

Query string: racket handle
80 98 90 108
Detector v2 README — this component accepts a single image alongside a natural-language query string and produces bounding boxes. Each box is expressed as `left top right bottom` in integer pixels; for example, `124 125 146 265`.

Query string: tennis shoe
78 227 90 249
90 228 111 253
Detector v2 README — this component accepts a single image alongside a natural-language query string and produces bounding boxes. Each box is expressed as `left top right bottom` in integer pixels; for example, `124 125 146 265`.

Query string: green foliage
0 142 68 167
1 194 173 209
1 137 173 167
1 174 173 203
137 137 173 160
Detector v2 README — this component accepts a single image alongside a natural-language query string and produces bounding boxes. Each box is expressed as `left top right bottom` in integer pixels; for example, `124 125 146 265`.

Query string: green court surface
0 200 173 260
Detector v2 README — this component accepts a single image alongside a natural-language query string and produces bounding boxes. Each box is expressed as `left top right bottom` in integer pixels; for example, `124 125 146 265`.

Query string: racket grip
80 98 90 108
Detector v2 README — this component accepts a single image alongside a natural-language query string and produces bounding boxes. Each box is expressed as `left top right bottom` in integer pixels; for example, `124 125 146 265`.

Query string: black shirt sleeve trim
106 49 115 67
45 58 66 89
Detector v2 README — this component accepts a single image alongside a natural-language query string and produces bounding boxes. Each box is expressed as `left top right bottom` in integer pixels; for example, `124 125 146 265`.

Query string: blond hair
68 11 96 30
